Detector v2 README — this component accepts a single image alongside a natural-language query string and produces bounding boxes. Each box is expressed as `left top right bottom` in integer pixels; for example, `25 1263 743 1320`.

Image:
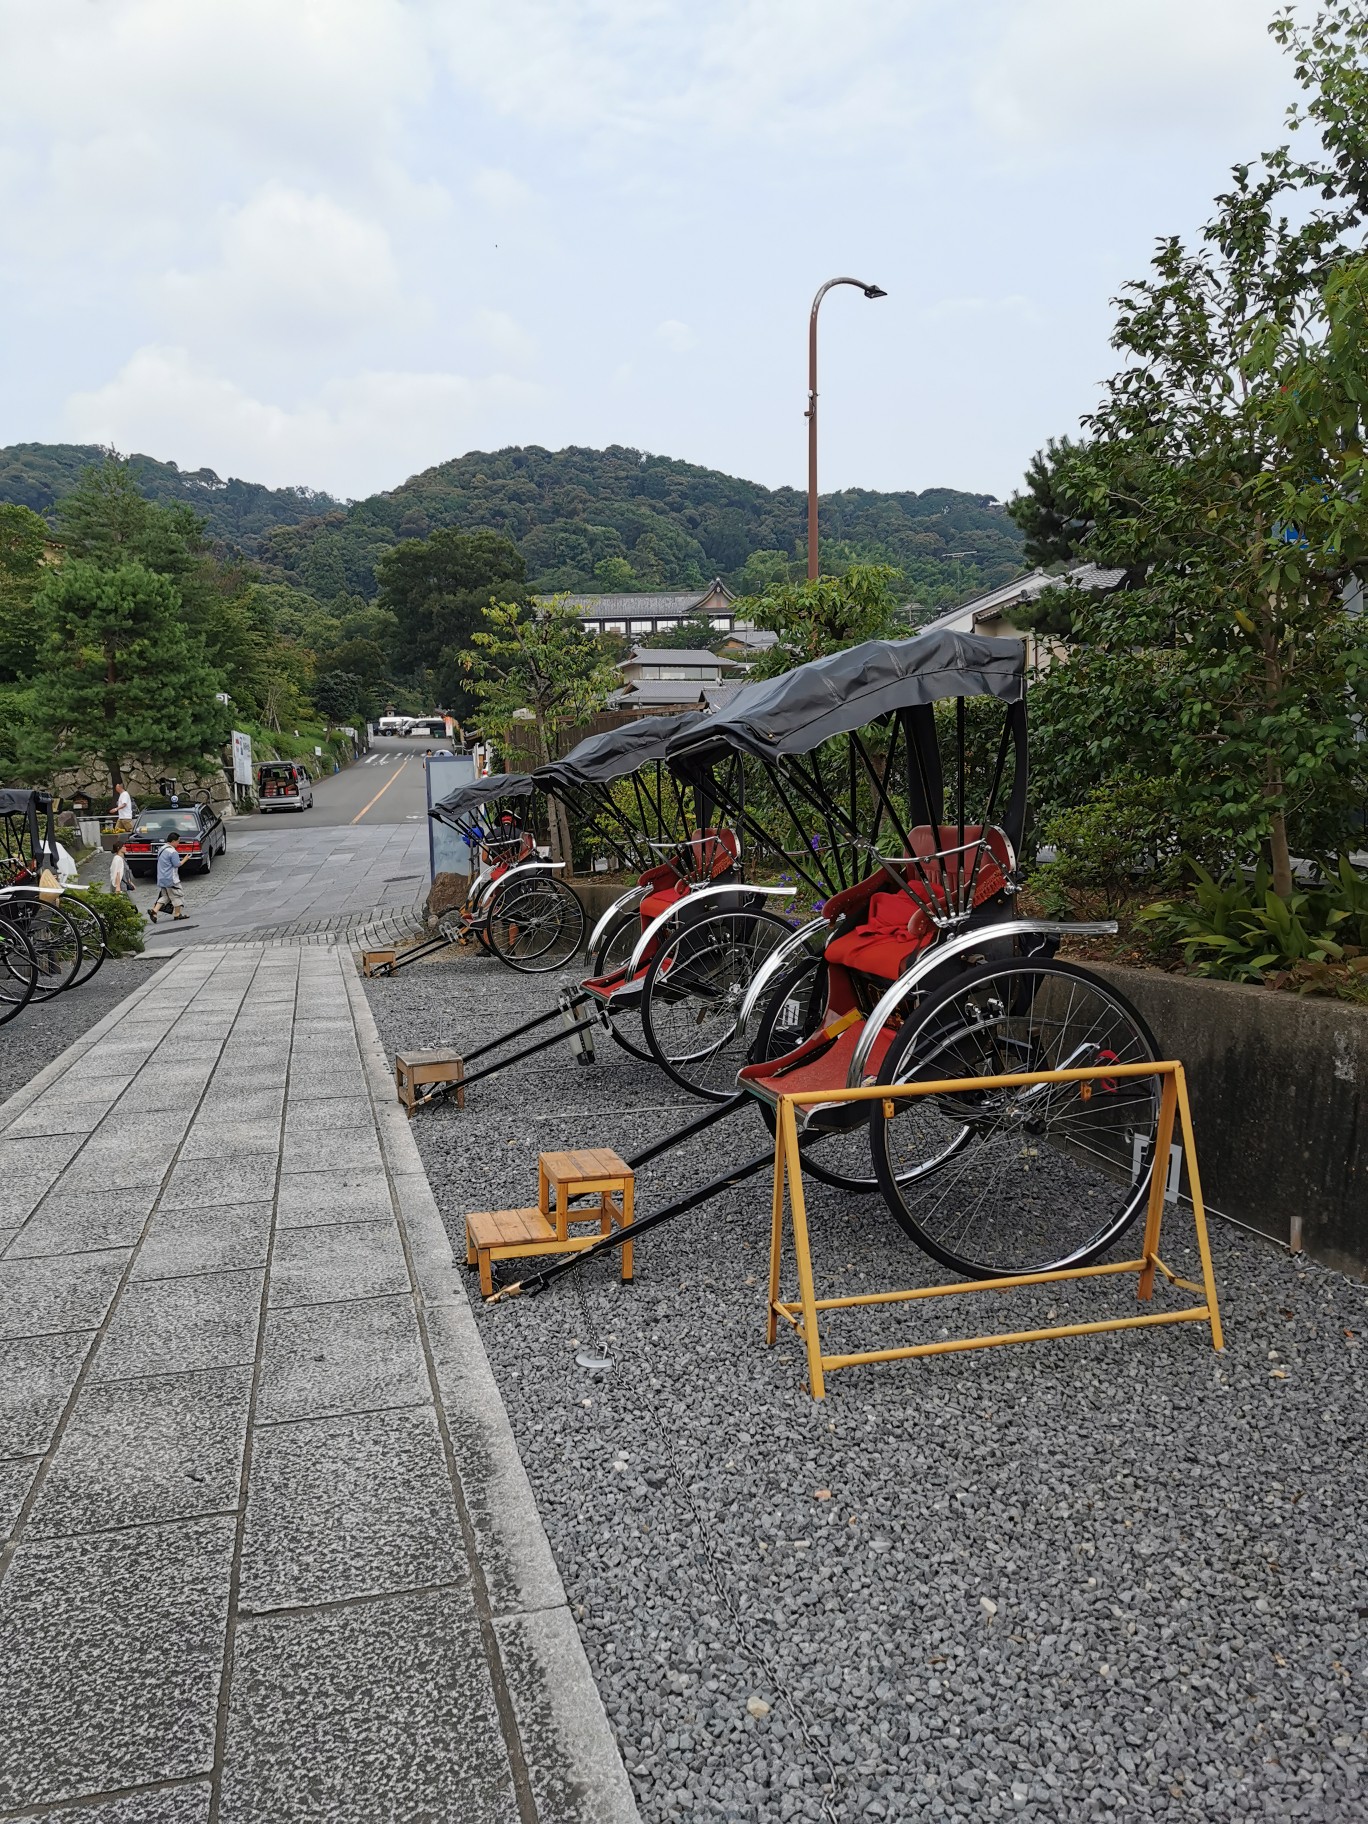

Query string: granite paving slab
134 1202 273 1280
163 1152 278 1209
256 1293 428 1424
0 1456 38 1540
24 1780 213 1823
27 1365 253 1539
274 1166 393 1228
0 1331 93 1457
1 1090 131 1137
279 1126 383 1174
178 1117 283 1160
267 1219 408 1307
0 1131 86 1178
239 1404 463 1610
0 1172 65 1227
5 1183 163 1258
0 1249 130 1340
218 1589 517 1824
92 1269 264 1382
0 1515 234 1810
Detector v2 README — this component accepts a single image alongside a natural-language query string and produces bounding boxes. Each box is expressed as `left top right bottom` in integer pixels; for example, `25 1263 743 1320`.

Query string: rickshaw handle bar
846 918 1120 1085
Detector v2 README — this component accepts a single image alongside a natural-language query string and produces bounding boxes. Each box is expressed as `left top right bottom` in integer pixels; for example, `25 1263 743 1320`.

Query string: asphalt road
134 736 444 955
231 733 438 829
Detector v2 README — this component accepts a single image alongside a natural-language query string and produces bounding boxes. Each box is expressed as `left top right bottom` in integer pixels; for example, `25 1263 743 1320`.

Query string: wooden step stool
465 1146 634 1298
361 948 398 977
395 1049 465 1116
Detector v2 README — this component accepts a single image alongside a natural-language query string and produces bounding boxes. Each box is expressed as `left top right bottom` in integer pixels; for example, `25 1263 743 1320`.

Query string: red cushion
640 882 688 924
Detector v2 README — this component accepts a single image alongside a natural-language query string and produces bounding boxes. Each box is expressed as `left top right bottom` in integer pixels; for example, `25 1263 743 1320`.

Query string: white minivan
377 715 413 735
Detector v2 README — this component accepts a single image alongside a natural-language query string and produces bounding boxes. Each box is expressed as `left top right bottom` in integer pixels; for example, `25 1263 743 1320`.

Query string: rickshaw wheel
62 894 109 986
592 908 652 1062
641 906 796 1101
1 895 83 996
485 874 585 975
0 917 38 1023
870 958 1162 1279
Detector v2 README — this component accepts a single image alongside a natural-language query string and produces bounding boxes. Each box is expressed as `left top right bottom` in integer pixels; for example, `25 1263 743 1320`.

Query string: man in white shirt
114 785 133 831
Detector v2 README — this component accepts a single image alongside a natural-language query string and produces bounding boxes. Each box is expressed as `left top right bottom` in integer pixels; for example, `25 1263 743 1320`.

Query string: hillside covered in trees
0 441 1024 610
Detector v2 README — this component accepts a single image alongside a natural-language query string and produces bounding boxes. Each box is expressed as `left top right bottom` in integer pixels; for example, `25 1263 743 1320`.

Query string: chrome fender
587 884 648 957
845 918 1121 1086
472 859 563 919
735 917 830 1037
623 882 797 980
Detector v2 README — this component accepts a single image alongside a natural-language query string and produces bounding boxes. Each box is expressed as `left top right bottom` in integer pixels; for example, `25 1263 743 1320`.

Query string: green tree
639 611 719 650
377 528 528 712
462 597 618 867
734 563 901 678
313 670 367 725
28 560 229 792
0 502 49 682
1025 3 1368 896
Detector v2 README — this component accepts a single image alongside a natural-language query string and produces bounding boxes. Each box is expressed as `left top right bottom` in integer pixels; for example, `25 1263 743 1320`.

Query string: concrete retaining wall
1090 964 1368 1279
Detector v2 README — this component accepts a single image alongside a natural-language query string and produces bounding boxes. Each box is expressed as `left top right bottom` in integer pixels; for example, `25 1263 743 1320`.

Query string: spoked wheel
748 951 934 1193
485 874 585 974
0 894 83 996
593 906 652 1061
0 917 38 1024
641 906 796 1100
870 958 1162 1278
61 893 109 986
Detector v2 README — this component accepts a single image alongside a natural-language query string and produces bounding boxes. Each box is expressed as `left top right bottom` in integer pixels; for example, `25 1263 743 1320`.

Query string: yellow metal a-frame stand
767 1060 1224 1400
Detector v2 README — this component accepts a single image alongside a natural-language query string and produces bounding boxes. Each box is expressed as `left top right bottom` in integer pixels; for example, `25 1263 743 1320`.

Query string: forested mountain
0 443 342 546
0 441 1023 611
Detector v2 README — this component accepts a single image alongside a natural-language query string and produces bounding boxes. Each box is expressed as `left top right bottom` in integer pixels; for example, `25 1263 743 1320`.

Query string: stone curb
0 955 176 1137
342 958 642 1824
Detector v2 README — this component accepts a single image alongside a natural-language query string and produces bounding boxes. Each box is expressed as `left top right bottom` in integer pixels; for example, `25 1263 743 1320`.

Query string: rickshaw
487 629 1167 1296
399 716 797 1105
0 788 95 995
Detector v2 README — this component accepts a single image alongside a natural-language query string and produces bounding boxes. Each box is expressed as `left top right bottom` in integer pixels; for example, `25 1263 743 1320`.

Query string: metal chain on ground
570 1272 846 1824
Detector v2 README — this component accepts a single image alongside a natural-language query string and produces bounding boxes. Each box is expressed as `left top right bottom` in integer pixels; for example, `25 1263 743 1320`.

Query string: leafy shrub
1139 856 1368 991
1031 779 1187 917
78 884 145 956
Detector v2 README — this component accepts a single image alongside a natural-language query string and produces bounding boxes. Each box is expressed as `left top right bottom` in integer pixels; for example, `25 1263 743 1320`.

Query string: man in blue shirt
148 835 185 922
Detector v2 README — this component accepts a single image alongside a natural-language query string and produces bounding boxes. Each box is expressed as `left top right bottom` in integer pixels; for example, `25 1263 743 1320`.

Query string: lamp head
863 284 887 299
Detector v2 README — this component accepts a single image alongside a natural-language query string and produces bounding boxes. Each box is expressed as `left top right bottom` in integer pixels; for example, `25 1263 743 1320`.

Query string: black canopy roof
0 788 52 816
533 710 704 792
666 630 1025 765
429 773 534 826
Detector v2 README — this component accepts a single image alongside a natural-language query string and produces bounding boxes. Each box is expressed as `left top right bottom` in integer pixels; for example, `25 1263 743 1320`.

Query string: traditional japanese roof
666 630 1025 765
617 648 728 671
535 710 704 790
551 578 734 617
608 681 711 709
429 773 534 826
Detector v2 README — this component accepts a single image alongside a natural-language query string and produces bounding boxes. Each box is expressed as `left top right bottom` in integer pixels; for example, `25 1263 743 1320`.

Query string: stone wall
1090 964 1368 1279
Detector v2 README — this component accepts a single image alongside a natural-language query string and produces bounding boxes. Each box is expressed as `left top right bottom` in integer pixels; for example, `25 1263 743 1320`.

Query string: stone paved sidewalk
0 945 637 1824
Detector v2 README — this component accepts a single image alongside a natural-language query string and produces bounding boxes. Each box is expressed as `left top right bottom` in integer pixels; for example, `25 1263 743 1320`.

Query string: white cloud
64 346 547 497
469 167 538 213
654 320 697 354
973 0 1288 156
469 308 539 368
160 185 404 347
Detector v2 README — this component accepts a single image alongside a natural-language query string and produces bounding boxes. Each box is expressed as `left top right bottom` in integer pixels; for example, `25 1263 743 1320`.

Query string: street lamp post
806 276 886 580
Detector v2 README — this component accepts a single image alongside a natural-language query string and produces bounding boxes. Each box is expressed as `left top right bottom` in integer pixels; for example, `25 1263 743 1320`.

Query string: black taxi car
123 804 228 878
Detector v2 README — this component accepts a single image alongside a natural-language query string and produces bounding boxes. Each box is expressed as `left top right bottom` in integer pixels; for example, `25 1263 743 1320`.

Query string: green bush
1031 779 1187 917
1139 856 1368 989
79 884 145 956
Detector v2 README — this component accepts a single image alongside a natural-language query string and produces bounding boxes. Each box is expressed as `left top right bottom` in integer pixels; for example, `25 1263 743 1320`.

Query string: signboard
425 751 476 880
231 730 253 787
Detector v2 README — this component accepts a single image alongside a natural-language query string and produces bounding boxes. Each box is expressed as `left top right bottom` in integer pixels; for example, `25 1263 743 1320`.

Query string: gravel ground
366 952 1368 1824
0 956 153 1107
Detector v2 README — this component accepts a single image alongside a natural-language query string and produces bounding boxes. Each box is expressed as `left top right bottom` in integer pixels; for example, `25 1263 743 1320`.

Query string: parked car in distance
256 761 315 812
124 805 228 877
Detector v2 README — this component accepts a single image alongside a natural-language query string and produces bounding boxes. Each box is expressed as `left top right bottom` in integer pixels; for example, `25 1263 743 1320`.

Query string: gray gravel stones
367 953 1368 1824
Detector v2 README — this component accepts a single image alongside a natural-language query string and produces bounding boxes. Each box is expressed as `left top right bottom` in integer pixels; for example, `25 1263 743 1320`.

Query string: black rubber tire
0 917 37 1024
870 957 1162 1279
201 845 213 874
62 894 109 987
640 906 796 1101
592 905 653 1061
2 896 84 997
486 874 585 975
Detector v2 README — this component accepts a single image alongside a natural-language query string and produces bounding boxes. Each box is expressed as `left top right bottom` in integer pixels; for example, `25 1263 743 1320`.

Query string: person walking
108 836 138 906
148 834 186 922
113 784 134 832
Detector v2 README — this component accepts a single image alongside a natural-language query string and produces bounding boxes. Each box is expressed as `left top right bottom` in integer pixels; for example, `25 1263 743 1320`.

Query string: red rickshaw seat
823 825 1011 983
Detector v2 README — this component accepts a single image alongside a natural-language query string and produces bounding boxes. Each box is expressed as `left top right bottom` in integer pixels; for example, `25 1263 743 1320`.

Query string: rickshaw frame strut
410 990 607 1108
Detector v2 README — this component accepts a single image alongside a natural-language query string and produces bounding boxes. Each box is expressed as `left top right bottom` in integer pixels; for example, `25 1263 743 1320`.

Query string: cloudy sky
0 1 1304 504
